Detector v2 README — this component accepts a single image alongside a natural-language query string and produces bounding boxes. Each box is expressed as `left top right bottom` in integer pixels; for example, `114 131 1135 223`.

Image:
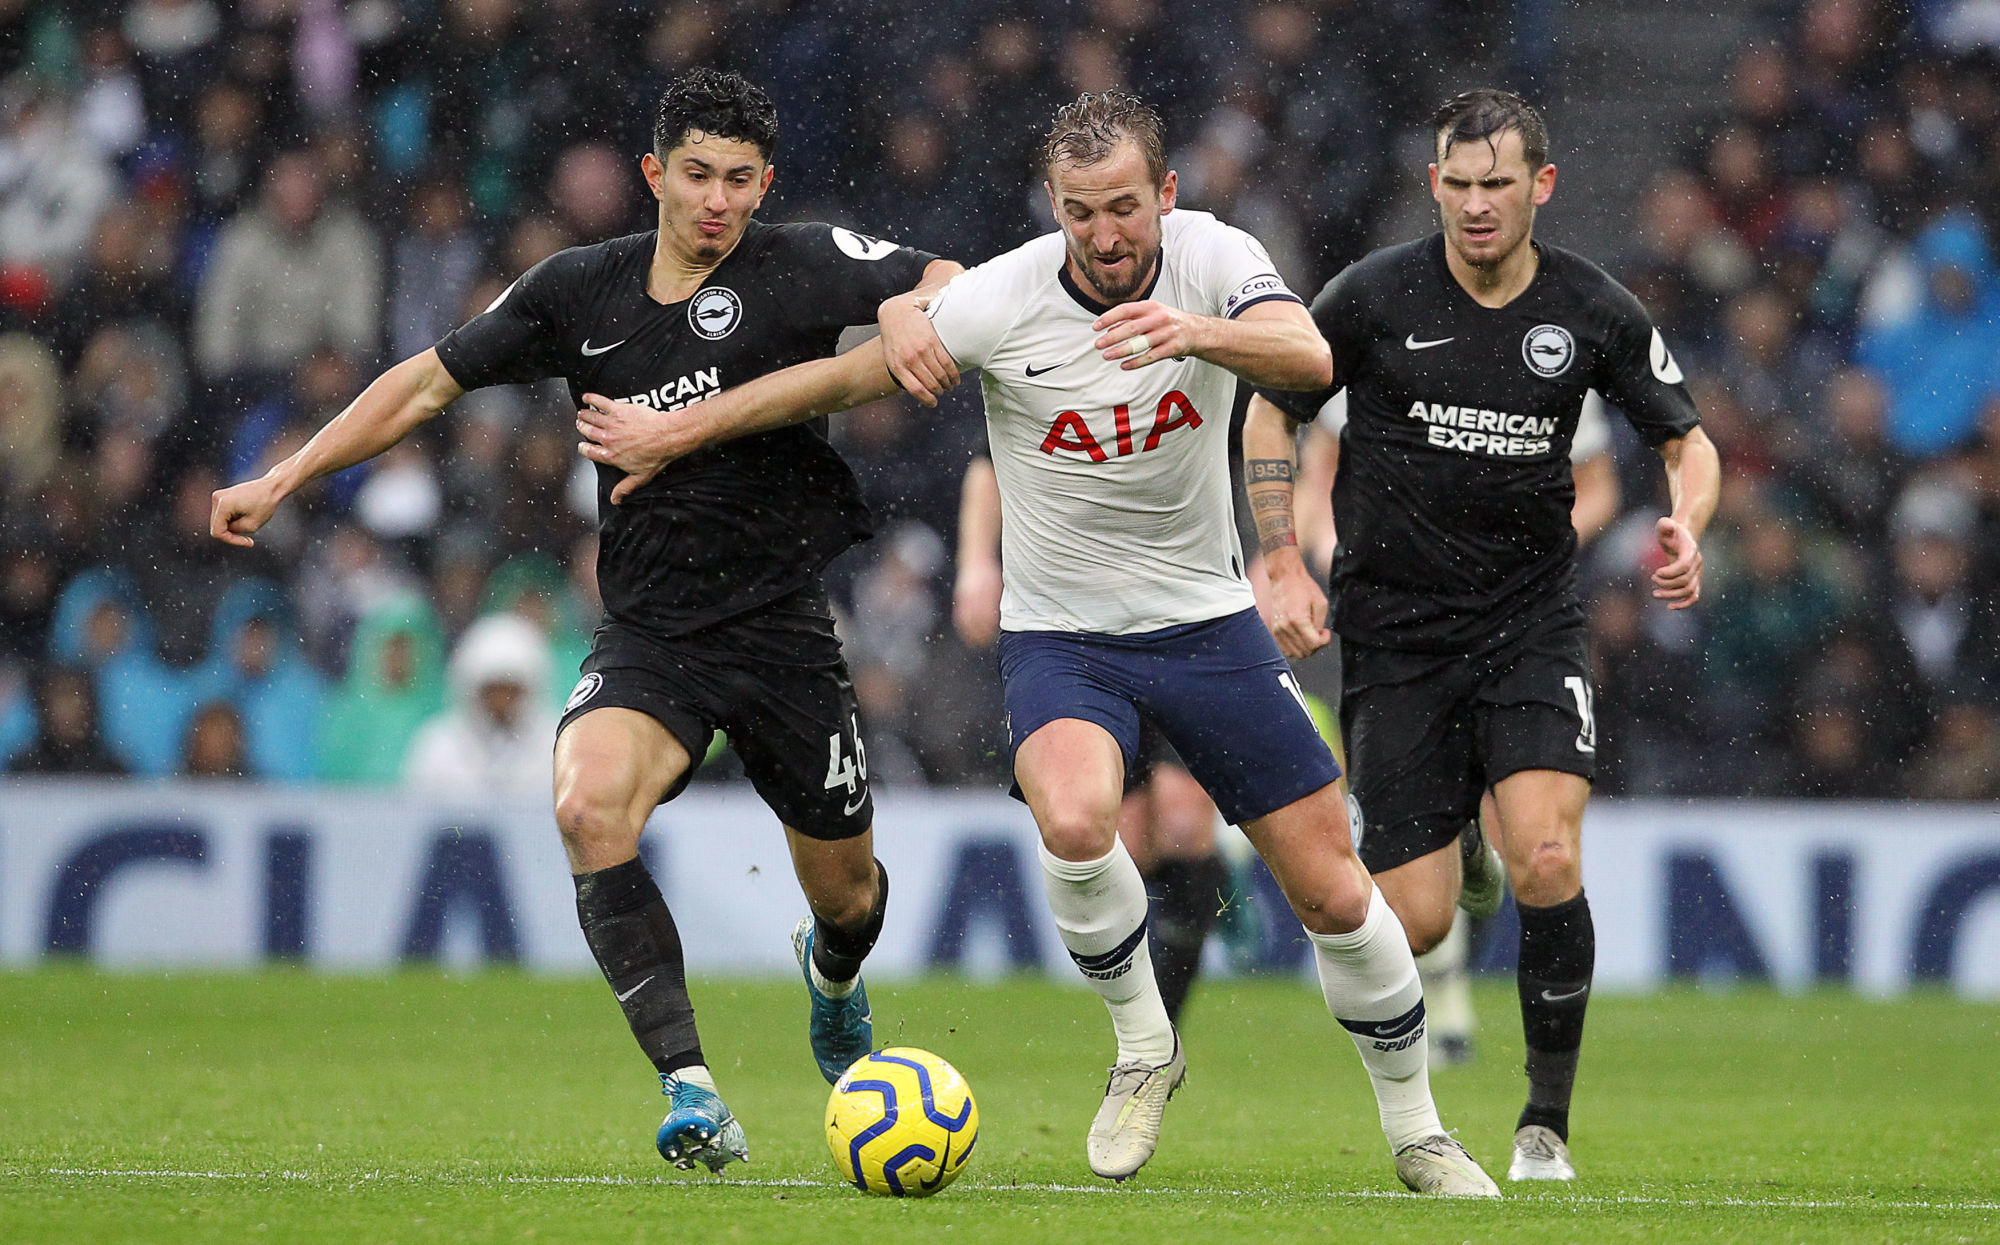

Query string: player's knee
1036 797 1120 862
804 858 879 929
1402 907 1456 955
1286 866 1376 937
553 786 643 871
1510 837 1581 907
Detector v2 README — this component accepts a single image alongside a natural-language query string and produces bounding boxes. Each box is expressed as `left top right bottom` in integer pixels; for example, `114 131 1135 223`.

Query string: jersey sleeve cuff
1251 382 1330 424
431 339 476 390
1226 291 1305 320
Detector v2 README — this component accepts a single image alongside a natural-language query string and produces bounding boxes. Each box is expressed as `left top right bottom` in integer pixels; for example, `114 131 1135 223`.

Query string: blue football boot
656 1073 748 1173
792 915 874 1084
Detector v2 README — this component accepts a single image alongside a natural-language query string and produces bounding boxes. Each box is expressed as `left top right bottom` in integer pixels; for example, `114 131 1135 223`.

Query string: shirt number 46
823 714 871 816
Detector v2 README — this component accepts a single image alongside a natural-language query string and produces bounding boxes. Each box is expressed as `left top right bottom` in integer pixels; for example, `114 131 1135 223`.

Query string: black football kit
436 221 937 837
1257 234 1701 870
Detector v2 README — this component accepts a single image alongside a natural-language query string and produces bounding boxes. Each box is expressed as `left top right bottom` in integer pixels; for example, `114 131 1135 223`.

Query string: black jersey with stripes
1257 234 1700 655
436 221 937 636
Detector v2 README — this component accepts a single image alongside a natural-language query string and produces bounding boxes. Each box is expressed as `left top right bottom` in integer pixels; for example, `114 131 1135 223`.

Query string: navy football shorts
996 607 1340 825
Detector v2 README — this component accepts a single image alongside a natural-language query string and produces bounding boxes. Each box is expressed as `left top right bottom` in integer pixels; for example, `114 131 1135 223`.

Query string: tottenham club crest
1522 324 1575 378
689 286 742 340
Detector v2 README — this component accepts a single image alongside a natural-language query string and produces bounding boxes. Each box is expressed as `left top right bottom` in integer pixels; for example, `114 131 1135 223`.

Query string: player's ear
1427 163 1441 202
1533 162 1557 206
753 161 775 207
641 152 665 199
1158 169 1177 213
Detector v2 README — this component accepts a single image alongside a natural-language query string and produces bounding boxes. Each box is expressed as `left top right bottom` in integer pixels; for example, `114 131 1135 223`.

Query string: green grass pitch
2 969 1994 1242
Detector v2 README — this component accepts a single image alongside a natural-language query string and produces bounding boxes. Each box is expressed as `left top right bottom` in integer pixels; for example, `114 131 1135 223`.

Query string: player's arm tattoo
1244 457 1299 552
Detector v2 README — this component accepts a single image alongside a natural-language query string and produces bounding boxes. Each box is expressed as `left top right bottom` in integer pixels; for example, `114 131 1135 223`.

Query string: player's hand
952 558 1004 649
577 393 702 505
209 477 286 547
1652 516 1704 609
1263 552 1332 659
1093 301 1201 370
879 293 959 406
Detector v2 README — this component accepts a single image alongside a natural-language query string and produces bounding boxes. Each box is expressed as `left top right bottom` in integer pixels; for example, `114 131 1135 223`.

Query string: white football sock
1038 839 1176 1064
808 957 858 999
1308 884 1444 1151
1417 915 1474 1043
673 1064 718 1093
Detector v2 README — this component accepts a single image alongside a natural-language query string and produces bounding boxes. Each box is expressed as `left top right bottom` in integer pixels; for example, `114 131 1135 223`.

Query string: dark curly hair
1431 88 1549 171
652 69 779 162
1042 91 1166 187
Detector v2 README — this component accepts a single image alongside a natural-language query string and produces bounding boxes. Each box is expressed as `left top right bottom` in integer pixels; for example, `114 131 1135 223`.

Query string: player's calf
573 858 704 1076
1515 890 1593 1155
791 858 888 1083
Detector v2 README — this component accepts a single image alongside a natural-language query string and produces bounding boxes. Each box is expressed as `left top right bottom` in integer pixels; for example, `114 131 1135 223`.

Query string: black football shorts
1338 618 1595 873
559 585 873 840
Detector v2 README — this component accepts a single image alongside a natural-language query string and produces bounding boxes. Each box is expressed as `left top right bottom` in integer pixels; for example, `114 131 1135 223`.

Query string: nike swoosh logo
581 338 627 357
1540 986 1589 1003
920 1129 954 1189
1405 335 1454 350
615 975 656 1002
1024 361 1067 377
842 793 867 816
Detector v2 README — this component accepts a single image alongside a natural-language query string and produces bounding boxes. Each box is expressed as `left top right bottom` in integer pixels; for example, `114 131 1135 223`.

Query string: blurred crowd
1590 0 2000 797
1 0 1997 801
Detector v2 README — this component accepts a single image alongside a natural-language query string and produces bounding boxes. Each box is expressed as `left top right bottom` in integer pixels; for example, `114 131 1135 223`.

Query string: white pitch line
15 1168 1999 1213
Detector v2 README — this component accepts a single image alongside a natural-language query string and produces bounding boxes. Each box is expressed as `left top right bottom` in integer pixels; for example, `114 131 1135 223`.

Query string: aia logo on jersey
1040 390 1203 461
689 287 742 340
1522 324 1574 378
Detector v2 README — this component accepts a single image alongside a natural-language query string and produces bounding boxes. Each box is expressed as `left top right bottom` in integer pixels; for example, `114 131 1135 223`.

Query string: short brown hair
1042 91 1167 186
1431 88 1550 171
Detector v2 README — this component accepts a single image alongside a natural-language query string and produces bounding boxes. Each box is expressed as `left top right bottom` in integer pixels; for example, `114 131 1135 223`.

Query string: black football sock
1516 889 1595 1141
574 857 703 1076
1145 854 1228 1024
810 859 889 985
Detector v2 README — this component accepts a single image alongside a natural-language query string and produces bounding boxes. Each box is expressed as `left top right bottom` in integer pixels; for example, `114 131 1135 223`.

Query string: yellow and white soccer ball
824 1047 979 1196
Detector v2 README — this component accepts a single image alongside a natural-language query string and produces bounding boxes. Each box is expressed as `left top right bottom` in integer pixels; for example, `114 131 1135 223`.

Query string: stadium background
0 0 1998 991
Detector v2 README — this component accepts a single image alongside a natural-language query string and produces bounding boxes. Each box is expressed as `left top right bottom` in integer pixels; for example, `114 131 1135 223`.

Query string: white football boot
1508 1124 1576 1181
1086 1036 1186 1181
1394 1133 1502 1197
1457 820 1507 920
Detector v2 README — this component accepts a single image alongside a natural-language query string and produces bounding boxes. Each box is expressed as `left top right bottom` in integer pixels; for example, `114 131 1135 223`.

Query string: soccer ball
824 1047 979 1196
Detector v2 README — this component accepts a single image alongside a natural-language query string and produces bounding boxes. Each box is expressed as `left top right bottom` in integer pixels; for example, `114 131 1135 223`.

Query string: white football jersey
928 210 1300 634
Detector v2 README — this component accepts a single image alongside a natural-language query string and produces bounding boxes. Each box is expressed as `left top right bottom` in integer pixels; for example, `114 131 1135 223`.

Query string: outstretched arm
577 334 919 503
1092 298 1331 391
1243 394 1332 659
1652 424 1720 608
210 348 464 546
